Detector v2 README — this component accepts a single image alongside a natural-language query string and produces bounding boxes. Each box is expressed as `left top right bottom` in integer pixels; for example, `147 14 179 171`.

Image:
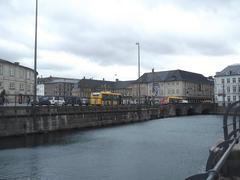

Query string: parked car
31 96 50 106
64 96 81 106
81 97 89 106
49 96 65 106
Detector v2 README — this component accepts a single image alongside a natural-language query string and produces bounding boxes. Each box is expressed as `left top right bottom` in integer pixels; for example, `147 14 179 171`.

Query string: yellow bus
160 96 187 104
90 91 122 106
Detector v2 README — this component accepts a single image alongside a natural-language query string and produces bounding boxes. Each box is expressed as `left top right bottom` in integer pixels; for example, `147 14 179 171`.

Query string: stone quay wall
0 103 215 137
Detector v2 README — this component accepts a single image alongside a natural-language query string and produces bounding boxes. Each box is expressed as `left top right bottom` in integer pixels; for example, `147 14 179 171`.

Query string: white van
49 97 65 106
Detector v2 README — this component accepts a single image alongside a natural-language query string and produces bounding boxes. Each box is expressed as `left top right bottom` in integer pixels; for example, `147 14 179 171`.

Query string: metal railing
0 94 33 107
186 101 240 180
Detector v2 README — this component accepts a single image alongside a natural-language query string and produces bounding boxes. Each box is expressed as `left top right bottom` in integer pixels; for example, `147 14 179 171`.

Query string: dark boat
186 102 240 180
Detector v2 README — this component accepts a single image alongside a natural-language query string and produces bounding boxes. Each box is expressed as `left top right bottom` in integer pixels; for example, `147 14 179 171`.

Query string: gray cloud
38 62 73 71
1 0 240 78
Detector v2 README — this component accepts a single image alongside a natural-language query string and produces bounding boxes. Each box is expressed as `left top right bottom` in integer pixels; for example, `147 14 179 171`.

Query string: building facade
38 77 79 97
0 59 34 102
131 69 214 104
214 64 240 106
71 78 134 103
72 78 114 98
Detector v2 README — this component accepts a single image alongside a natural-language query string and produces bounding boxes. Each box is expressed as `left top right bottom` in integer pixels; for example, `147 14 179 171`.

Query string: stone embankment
0 103 216 137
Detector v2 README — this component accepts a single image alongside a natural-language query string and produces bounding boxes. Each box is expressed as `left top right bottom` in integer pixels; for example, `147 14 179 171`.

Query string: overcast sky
1 0 240 81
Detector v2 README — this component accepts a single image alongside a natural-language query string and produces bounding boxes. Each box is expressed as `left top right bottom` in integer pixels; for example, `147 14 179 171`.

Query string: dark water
0 115 223 180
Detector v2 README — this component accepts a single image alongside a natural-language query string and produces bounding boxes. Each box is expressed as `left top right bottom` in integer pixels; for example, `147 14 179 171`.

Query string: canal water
0 115 223 180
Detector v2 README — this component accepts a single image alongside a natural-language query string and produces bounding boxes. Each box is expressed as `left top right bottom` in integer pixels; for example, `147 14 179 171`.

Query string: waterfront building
132 69 214 104
71 78 134 103
72 78 114 98
38 76 79 97
112 80 134 104
0 59 34 102
72 78 112 98
214 64 240 106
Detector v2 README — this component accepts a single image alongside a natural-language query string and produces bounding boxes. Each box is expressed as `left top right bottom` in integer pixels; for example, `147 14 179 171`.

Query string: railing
186 101 240 180
0 94 33 107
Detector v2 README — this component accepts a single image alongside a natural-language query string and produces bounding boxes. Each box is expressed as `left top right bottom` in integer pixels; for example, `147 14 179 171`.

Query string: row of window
221 77 240 84
166 82 180 86
225 85 240 93
226 95 240 102
167 89 180 95
0 63 33 80
8 82 32 92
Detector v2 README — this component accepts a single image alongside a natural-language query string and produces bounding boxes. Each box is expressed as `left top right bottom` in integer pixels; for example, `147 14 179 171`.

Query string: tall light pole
33 0 38 107
136 42 140 104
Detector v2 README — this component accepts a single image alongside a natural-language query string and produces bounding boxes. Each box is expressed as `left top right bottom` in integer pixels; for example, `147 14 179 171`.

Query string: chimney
115 79 119 82
14 62 20 66
152 68 154 73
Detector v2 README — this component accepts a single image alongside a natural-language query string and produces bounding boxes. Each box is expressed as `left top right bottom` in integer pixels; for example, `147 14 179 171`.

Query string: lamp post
33 0 38 107
222 83 225 107
136 42 140 105
152 68 154 105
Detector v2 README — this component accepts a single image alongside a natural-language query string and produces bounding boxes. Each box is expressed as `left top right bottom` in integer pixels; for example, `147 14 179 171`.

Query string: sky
1 0 240 81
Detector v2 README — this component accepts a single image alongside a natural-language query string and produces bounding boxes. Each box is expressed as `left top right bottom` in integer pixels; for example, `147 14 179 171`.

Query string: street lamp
33 0 38 107
136 42 140 105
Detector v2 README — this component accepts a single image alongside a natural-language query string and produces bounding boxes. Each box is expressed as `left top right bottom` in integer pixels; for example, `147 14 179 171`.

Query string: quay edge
0 103 217 137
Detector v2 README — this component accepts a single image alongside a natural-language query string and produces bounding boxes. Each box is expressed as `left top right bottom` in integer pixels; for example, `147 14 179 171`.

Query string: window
227 78 230 83
227 86 230 93
10 67 15 77
27 71 30 79
233 86 237 93
0 64 2 75
233 78 236 83
239 86 240 92
198 84 202 91
238 78 240 83
233 96 236 101
9 82 15 90
27 84 30 92
227 96 231 102
19 70 24 78
0 81 3 88
221 79 225 84
176 89 179 94
19 83 24 90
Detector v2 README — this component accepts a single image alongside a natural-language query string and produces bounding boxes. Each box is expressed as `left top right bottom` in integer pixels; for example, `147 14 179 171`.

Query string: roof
0 58 34 72
78 79 135 89
215 64 240 77
38 77 80 84
137 69 213 85
46 79 79 84
79 79 114 88
113 80 135 89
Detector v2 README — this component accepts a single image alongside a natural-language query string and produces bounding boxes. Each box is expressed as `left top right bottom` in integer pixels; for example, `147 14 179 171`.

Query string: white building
214 64 240 106
37 84 45 96
131 69 214 103
0 59 35 103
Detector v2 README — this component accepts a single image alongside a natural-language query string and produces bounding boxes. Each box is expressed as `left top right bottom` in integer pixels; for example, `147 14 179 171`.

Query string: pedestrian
27 95 31 105
0 89 6 105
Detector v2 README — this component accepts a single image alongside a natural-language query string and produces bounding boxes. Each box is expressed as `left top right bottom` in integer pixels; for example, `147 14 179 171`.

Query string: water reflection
0 130 82 150
0 115 223 180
